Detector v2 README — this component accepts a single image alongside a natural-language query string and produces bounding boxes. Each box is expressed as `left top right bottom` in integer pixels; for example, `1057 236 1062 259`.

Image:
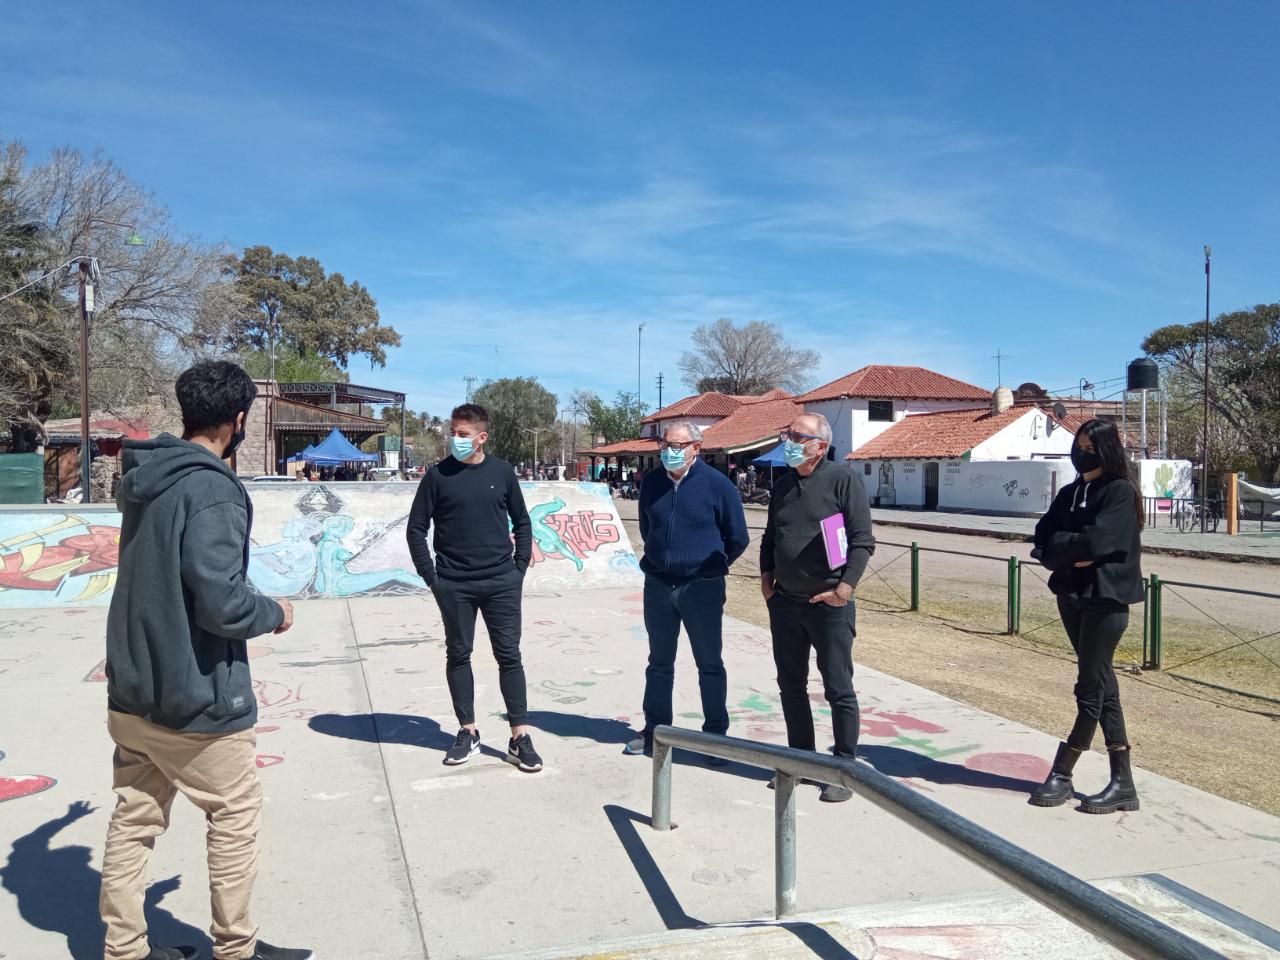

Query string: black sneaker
443 728 480 765
819 783 853 803
249 942 314 960
507 733 543 772
144 948 198 960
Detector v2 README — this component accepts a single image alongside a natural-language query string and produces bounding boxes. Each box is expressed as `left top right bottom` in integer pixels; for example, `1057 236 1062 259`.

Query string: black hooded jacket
1033 474 1145 606
106 434 283 733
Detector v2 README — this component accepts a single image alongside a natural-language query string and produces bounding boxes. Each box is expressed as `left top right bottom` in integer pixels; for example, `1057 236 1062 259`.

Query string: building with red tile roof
799 365 990 404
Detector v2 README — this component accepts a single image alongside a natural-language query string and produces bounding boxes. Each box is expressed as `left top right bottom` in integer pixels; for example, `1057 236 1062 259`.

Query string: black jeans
432 567 527 727
1057 593 1129 750
641 573 730 737
767 592 860 759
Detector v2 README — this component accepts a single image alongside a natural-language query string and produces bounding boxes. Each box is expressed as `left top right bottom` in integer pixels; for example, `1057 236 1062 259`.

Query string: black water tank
1127 357 1160 392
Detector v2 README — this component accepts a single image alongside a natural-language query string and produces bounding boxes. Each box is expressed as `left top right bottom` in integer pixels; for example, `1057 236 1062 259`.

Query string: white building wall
860 459 928 507
939 459 1076 515
970 409 1076 461
806 397 987 463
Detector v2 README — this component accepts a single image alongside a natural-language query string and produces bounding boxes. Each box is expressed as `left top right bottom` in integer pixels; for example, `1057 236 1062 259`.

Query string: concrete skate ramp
0 481 640 608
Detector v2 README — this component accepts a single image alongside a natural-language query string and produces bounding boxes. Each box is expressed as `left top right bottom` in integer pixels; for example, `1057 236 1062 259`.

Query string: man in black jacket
101 361 311 960
760 413 875 803
406 403 543 773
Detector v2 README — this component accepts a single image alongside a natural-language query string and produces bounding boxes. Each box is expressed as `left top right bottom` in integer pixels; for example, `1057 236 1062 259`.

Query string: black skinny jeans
1057 593 1129 751
432 567 528 727
767 593 860 759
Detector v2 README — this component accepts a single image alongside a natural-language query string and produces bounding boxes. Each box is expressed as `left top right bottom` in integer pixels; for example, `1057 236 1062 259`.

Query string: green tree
208 245 401 372
580 390 648 444
238 347 348 383
471 377 558 463
678 317 819 394
2 141 223 445
1143 303 1280 482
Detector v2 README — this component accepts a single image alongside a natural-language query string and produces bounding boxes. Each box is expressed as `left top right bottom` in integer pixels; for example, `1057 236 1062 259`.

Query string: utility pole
656 372 664 411
78 257 94 503
991 348 1010 386
464 375 478 403
1202 245 1211 533
637 321 647 407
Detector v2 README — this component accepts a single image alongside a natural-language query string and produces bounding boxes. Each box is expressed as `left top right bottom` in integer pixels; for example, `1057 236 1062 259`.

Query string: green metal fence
876 541 1279 703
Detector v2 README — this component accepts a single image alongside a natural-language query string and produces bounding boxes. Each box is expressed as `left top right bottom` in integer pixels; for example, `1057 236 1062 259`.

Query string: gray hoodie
106 434 283 733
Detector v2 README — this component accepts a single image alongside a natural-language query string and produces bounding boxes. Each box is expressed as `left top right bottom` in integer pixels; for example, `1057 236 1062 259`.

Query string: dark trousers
642 573 730 737
767 592 860 758
1058 594 1129 750
432 567 527 727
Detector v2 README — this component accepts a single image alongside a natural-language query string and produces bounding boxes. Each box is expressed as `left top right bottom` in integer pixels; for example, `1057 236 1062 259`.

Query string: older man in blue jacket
627 422 750 758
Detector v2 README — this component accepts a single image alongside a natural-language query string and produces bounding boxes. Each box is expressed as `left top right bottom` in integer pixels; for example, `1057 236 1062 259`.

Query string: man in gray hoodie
100 361 312 960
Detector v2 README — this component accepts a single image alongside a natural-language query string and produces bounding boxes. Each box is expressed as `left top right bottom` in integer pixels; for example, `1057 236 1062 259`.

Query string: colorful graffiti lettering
0 481 640 608
0 515 119 604
529 505 622 569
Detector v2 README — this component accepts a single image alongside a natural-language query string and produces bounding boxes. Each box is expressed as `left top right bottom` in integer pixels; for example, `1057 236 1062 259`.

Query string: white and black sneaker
143 947 198 960
443 728 481 765
506 733 544 772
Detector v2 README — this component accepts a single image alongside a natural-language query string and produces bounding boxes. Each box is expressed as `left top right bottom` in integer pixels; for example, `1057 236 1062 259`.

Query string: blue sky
3 2 1277 417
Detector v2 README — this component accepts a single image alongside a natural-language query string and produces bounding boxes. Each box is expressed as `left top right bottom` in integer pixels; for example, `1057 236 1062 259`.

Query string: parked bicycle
1174 499 1219 533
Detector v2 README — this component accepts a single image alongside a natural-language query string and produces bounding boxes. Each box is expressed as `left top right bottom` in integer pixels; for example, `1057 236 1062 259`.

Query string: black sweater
760 459 876 599
406 454 532 585
1033 474 1144 605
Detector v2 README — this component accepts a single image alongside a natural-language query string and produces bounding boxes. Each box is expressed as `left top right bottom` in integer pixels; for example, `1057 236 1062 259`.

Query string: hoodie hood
118 433 239 507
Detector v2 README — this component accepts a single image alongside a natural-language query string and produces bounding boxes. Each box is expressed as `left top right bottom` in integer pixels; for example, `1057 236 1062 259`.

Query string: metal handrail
650 725 1226 960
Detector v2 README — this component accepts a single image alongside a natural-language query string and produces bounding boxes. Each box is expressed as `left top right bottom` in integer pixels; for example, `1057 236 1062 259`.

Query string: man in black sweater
406 403 542 772
760 412 875 802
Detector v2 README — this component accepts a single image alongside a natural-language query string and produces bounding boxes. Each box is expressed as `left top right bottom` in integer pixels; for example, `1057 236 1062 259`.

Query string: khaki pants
100 711 262 960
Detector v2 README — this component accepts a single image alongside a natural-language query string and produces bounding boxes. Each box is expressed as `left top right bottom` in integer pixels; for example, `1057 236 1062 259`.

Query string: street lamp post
1077 379 1094 411
75 219 144 503
1201 245 1211 533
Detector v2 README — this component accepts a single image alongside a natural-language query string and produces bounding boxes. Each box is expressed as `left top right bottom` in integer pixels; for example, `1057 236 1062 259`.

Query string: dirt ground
615 499 1280 816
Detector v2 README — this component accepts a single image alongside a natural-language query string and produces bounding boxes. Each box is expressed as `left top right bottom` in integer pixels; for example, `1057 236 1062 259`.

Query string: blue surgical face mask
450 435 475 460
783 439 811 468
661 446 688 471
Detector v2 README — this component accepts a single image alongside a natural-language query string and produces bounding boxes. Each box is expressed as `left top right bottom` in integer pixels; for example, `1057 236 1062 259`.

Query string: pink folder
820 513 848 569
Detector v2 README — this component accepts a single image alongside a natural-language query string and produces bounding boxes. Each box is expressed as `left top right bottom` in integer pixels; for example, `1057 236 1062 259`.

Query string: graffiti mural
0 750 56 803
0 481 640 608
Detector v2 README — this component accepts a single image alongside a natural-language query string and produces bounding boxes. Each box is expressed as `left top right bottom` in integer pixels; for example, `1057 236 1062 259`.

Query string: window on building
864 463 872 475
868 400 894 422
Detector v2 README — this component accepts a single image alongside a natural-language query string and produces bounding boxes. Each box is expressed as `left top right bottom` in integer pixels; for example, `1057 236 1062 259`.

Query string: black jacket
1033 474 1144 605
106 435 284 733
760 459 875 600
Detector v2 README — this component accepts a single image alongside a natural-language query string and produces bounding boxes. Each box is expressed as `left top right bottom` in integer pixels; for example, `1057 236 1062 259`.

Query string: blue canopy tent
752 442 788 468
300 428 379 465
286 444 317 464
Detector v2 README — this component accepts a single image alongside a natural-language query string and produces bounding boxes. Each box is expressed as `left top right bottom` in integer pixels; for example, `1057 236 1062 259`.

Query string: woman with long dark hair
1030 418 1145 814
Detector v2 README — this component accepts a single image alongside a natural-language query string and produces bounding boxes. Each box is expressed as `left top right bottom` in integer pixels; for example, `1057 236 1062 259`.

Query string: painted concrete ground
2 593 1278 959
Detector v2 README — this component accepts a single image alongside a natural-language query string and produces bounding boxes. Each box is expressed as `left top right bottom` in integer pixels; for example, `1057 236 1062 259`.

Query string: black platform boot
1080 746 1140 814
1029 742 1081 807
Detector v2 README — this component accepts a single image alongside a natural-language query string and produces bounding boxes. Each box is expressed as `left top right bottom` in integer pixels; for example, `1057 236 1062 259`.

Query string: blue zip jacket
638 459 750 580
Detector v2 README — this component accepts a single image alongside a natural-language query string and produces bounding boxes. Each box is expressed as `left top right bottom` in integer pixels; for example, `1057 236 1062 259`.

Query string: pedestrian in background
100 360 310 960
1030 418 1144 814
760 413 875 803
626 422 749 758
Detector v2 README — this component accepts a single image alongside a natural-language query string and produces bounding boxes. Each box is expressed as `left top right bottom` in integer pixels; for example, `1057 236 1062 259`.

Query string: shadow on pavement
308 712 507 760
860 744 1041 793
524 710 771 781
603 805 861 959
0 801 210 960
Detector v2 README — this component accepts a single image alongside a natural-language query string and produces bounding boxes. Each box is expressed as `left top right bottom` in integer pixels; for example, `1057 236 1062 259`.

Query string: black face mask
1072 448 1102 473
223 415 248 460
